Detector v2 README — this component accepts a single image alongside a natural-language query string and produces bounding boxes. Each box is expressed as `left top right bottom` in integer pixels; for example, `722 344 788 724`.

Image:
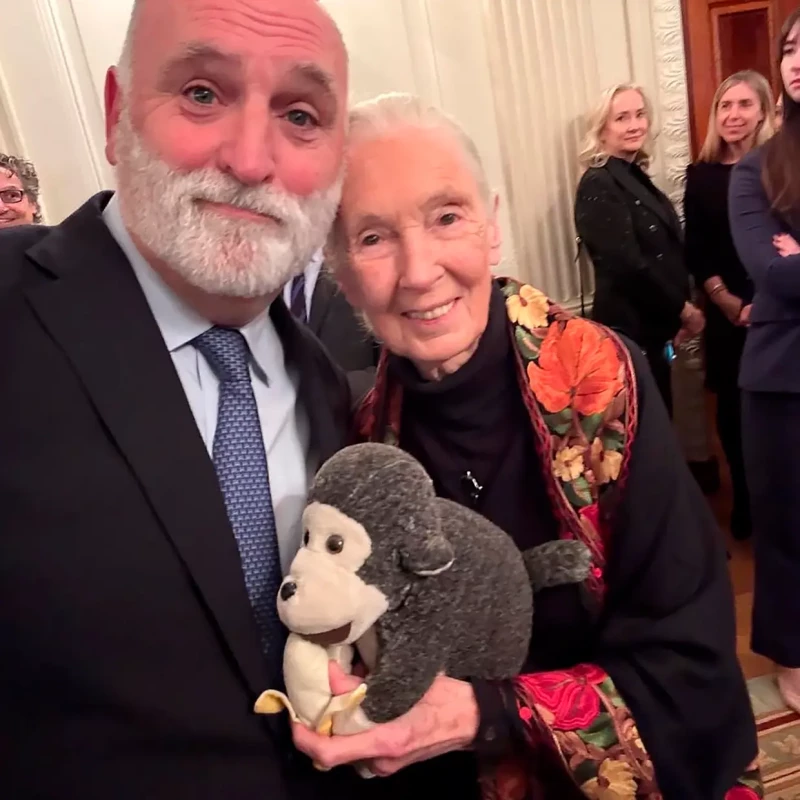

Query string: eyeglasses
0 189 25 204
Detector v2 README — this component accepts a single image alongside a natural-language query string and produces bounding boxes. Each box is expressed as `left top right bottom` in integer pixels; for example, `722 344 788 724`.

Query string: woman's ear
488 192 502 267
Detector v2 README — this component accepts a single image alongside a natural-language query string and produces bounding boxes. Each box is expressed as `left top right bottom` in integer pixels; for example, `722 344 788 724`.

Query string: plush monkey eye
326 535 344 554
303 530 310 546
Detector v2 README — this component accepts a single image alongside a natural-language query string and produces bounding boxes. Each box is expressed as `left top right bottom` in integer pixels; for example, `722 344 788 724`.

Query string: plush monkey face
277 502 389 646
278 443 458 647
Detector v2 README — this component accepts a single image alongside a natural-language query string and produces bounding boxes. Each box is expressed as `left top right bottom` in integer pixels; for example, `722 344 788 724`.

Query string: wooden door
682 0 798 155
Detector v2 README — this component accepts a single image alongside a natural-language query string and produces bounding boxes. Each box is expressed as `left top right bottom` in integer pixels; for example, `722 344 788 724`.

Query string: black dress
684 160 754 538
575 157 692 414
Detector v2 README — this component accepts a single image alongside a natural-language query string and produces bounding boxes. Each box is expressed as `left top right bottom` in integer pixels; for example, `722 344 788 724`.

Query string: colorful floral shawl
354 278 763 799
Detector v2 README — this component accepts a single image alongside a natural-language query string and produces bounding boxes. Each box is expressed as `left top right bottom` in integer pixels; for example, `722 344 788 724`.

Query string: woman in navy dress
729 7 800 712
684 70 775 541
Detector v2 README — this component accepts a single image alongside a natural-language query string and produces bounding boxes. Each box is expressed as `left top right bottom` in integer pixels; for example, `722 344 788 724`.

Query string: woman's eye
286 109 317 128
186 86 217 106
439 212 458 226
361 233 381 247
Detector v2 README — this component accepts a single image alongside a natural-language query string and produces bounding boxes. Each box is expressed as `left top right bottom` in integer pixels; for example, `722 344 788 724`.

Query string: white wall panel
0 0 690 296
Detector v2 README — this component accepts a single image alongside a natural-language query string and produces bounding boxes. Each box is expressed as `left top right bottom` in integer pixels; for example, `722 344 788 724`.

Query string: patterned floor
749 676 800 799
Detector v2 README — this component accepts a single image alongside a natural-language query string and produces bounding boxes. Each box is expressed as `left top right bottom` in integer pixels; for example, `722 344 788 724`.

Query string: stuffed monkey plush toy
255 443 590 745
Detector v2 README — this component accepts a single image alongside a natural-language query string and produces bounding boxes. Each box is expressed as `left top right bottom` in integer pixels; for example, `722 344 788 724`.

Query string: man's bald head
117 0 346 93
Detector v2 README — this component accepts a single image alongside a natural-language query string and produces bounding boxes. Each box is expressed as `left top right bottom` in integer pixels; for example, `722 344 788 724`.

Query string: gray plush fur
306 442 591 724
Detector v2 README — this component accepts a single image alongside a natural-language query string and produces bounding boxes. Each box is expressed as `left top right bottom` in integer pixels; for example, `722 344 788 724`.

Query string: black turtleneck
389 285 592 671
389 286 553 550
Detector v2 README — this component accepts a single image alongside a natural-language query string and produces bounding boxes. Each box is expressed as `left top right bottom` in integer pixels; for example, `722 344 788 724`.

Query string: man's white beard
113 107 342 298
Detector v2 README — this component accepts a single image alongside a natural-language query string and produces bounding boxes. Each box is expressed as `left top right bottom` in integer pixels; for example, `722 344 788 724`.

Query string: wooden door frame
682 0 796 157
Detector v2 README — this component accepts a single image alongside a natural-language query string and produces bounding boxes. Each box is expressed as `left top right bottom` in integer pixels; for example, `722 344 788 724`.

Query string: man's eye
186 86 217 106
286 109 317 128
361 233 381 246
439 212 458 226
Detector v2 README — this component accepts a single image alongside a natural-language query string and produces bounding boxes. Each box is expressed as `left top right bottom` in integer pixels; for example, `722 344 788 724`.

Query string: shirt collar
306 249 324 286
102 194 280 380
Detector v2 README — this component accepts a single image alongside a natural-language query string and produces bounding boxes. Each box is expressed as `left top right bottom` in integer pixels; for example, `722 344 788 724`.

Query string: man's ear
400 534 455 577
487 192 502 267
105 67 123 166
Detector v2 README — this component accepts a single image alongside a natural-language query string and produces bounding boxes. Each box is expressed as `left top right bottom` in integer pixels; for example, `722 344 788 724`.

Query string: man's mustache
184 173 293 225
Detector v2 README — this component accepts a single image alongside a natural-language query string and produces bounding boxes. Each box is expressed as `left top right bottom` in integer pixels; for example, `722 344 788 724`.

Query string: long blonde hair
697 70 776 162
578 83 655 172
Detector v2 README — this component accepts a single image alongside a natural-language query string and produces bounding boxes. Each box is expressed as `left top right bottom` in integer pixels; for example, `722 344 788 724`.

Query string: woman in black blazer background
575 84 704 414
684 70 775 541
730 7 800 714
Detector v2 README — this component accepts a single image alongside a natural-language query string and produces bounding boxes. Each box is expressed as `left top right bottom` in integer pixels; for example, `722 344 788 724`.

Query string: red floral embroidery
725 787 760 800
517 664 606 730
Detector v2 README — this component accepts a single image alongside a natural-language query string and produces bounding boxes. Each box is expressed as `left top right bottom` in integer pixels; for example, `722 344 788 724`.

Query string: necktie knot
193 327 251 384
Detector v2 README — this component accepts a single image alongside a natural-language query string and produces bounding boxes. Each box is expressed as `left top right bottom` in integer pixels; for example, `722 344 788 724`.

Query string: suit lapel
272 298 345 466
607 159 681 239
23 194 271 697
307 269 336 336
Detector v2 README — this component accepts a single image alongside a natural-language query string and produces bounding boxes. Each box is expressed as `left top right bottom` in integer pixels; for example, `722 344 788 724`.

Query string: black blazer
684 161 753 391
575 157 691 346
729 147 800 393
0 194 410 800
307 270 379 402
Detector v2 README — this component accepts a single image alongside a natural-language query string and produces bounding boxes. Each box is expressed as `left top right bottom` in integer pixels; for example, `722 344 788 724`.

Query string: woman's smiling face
334 126 500 378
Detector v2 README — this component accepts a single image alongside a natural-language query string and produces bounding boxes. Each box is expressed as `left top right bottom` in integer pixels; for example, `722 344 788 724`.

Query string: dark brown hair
762 7 800 221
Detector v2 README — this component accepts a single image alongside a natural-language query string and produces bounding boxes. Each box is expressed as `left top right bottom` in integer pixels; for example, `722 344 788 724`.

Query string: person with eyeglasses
0 153 41 227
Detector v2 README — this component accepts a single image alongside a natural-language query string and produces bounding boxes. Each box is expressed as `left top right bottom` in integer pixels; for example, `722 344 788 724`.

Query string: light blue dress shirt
103 195 313 573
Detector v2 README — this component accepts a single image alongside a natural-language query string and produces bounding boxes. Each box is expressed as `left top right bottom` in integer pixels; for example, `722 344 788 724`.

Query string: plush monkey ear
400 534 455 577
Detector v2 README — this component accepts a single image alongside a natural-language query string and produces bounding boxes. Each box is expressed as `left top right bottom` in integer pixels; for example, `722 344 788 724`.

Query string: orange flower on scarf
527 321 624 416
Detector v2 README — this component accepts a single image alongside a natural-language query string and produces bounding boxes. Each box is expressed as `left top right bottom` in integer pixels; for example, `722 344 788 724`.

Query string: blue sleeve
729 151 800 299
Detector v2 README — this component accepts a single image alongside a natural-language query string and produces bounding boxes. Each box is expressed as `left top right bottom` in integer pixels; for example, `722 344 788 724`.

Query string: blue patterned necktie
193 327 285 679
289 274 307 324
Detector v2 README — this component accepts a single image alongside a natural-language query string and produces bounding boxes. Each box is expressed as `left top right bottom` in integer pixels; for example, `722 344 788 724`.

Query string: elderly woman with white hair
291 93 760 799
574 84 704 415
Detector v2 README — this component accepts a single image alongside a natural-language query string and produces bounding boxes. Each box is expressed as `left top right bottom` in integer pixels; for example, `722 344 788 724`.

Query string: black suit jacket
729 147 800 393
307 270 379 402
575 157 691 346
0 193 403 799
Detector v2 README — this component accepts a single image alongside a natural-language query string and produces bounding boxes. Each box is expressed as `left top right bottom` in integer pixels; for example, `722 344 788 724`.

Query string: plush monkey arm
360 628 445 724
522 540 591 593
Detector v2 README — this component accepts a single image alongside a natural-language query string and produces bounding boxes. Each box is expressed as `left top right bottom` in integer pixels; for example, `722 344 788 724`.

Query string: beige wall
0 0 690 301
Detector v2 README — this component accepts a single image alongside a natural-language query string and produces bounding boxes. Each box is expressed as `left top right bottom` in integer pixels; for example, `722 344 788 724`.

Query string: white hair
346 92 490 201
325 92 491 274
116 0 141 90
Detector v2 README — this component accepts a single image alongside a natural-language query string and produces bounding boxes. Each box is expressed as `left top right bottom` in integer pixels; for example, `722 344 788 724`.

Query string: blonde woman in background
574 84 704 415
684 70 776 542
